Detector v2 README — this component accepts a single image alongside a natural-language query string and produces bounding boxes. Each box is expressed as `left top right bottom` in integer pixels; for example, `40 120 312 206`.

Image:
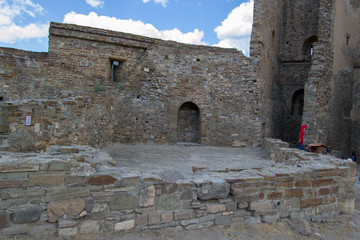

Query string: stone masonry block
311 179 333 187
262 214 279 223
161 212 174 223
248 201 273 211
88 175 117 185
300 198 323 209
80 220 100 233
10 206 43 224
47 198 85 222
197 180 230 200
115 220 135 232
284 189 303 198
0 214 9 227
295 179 312 187
226 202 237 211
174 209 193 220
156 193 181 210
138 186 156 207
58 227 78 236
215 215 230 225
45 187 90 202
29 172 65 187
0 179 21 189
109 192 138 211
148 212 161 225
181 218 199 226
65 175 87 185
47 160 70 171
206 204 226 214
136 214 148 226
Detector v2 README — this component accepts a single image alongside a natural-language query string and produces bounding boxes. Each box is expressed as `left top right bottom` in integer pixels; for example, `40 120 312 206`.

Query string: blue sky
0 0 253 55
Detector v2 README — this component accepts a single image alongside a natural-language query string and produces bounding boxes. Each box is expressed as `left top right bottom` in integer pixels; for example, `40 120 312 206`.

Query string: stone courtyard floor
102 143 272 178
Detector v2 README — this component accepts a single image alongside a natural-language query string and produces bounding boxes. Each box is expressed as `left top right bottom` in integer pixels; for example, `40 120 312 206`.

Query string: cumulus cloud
0 0 48 43
143 0 168 8
214 0 253 55
63 11 206 45
85 0 104 8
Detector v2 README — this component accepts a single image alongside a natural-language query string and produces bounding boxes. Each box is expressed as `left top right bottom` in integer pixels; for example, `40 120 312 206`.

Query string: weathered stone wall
0 141 356 237
0 97 116 152
255 0 359 155
277 0 319 145
353 67 360 157
251 0 284 139
327 0 360 156
0 22 262 150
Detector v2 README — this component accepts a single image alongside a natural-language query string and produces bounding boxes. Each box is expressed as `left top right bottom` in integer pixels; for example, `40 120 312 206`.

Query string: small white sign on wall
25 116 31 126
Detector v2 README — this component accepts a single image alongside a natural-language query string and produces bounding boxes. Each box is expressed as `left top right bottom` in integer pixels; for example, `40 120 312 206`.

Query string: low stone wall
0 140 356 238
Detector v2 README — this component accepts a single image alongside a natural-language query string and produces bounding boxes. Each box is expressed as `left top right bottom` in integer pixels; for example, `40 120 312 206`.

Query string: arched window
177 102 201 143
291 89 304 116
303 36 318 61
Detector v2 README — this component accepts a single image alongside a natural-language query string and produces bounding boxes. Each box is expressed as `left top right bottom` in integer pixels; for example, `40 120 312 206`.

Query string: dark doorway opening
177 102 201 143
291 89 304 116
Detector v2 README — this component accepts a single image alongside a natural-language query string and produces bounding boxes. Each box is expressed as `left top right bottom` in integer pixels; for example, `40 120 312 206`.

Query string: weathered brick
276 182 294 187
276 177 294 182
318 188 330 195
284 189 303 198
0 179 21 189
312 178 333 187
295 179 311 187
88 175 117 185
267 192 283 200
0 214 9 227
300 198 323 209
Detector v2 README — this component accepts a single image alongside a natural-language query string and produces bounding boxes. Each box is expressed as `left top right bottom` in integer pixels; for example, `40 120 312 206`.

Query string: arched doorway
283 89 305 146
291 89 304 116
177 102 201 143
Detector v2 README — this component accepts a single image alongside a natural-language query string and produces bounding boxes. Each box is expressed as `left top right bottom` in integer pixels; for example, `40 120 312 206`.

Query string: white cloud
0 0 48 43
85 0 104 8
63 11 206 45
214 0 253 55
0 23 48 42
143 0 169 8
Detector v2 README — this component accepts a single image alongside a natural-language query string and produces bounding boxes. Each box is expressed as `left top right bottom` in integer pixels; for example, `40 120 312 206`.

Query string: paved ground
102 144 272 177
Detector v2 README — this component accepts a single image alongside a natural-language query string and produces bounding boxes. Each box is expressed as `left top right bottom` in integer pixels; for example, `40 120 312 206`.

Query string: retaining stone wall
0 139 356 238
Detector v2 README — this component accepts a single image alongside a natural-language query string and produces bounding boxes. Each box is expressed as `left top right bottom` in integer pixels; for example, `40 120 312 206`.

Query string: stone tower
252 0 360 156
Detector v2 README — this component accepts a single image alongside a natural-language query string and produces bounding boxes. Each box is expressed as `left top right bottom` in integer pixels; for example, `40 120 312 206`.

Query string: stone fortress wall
0 139 356 237
0 22 262 151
